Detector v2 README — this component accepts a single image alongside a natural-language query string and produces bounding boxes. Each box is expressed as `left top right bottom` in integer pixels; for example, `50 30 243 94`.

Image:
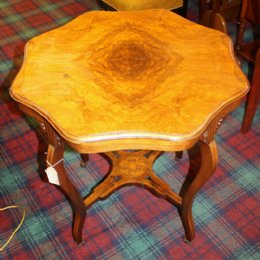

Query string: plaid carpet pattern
0 1 259 259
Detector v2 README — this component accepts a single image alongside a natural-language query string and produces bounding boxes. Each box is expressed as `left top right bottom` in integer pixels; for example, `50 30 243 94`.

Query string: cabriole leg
179 140 218 242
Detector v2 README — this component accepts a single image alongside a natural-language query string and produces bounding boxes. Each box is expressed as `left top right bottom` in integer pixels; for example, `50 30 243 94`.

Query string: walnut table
10 10 249 244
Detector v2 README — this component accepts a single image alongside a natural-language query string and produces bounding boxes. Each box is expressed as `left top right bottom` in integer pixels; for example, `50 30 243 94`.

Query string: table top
10 10 249 152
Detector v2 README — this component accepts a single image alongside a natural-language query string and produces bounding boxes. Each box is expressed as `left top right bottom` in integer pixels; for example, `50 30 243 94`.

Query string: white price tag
45 166 60 186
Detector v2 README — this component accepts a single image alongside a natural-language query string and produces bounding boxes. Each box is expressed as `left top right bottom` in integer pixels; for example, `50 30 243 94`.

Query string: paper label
45 167 60 185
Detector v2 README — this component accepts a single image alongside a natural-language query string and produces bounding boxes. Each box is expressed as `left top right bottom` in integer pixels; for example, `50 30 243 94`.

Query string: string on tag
46 158 64 168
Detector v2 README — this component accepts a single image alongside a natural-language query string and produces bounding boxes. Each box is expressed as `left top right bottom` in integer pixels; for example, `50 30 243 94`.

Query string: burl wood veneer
10 10 249 244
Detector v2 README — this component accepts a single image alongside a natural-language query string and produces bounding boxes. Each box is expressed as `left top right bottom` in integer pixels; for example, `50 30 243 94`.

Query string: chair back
236 1 260 133
235 0 260 63
242 0 260 24
199 0 241 20
200 9 227 34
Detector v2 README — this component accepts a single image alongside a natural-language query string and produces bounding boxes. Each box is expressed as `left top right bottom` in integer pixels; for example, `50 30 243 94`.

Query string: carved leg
47 143 86 244
16 106 87 243
179 140 218 242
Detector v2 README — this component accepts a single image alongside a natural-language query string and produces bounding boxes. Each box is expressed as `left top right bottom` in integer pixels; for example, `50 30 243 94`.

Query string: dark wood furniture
200 7 227 33
235 0 260 133
199 0 241 21
10 10 249 244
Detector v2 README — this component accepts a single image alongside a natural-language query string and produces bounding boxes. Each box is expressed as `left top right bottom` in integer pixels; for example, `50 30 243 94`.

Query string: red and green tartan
0 1 259 259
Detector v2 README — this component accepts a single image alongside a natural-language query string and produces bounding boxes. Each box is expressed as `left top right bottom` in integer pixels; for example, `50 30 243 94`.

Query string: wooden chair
199 0 241 21
99 0 188 17
235 0 260 133
199 8 227 34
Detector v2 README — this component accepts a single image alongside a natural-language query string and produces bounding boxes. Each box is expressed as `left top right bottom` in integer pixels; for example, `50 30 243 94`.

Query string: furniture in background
199 4 227 33
199 0 241 21
235 0 260 133
10 10 249 244
99 0 188 16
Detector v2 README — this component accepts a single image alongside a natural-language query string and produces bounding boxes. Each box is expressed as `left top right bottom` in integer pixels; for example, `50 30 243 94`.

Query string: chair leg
241 49 260 134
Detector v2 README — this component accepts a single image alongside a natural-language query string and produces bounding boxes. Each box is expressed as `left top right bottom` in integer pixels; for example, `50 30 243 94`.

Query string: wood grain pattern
10 10 249 153
10 10 250 243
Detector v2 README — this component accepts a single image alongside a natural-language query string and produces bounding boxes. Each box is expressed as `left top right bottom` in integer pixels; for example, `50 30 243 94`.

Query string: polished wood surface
11 10 250 244
84 150 182 209
100 0 187 18
10 10 248 153
102 0 183 11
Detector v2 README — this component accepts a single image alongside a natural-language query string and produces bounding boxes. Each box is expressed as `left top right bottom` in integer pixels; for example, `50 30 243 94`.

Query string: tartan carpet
0 0 259 259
